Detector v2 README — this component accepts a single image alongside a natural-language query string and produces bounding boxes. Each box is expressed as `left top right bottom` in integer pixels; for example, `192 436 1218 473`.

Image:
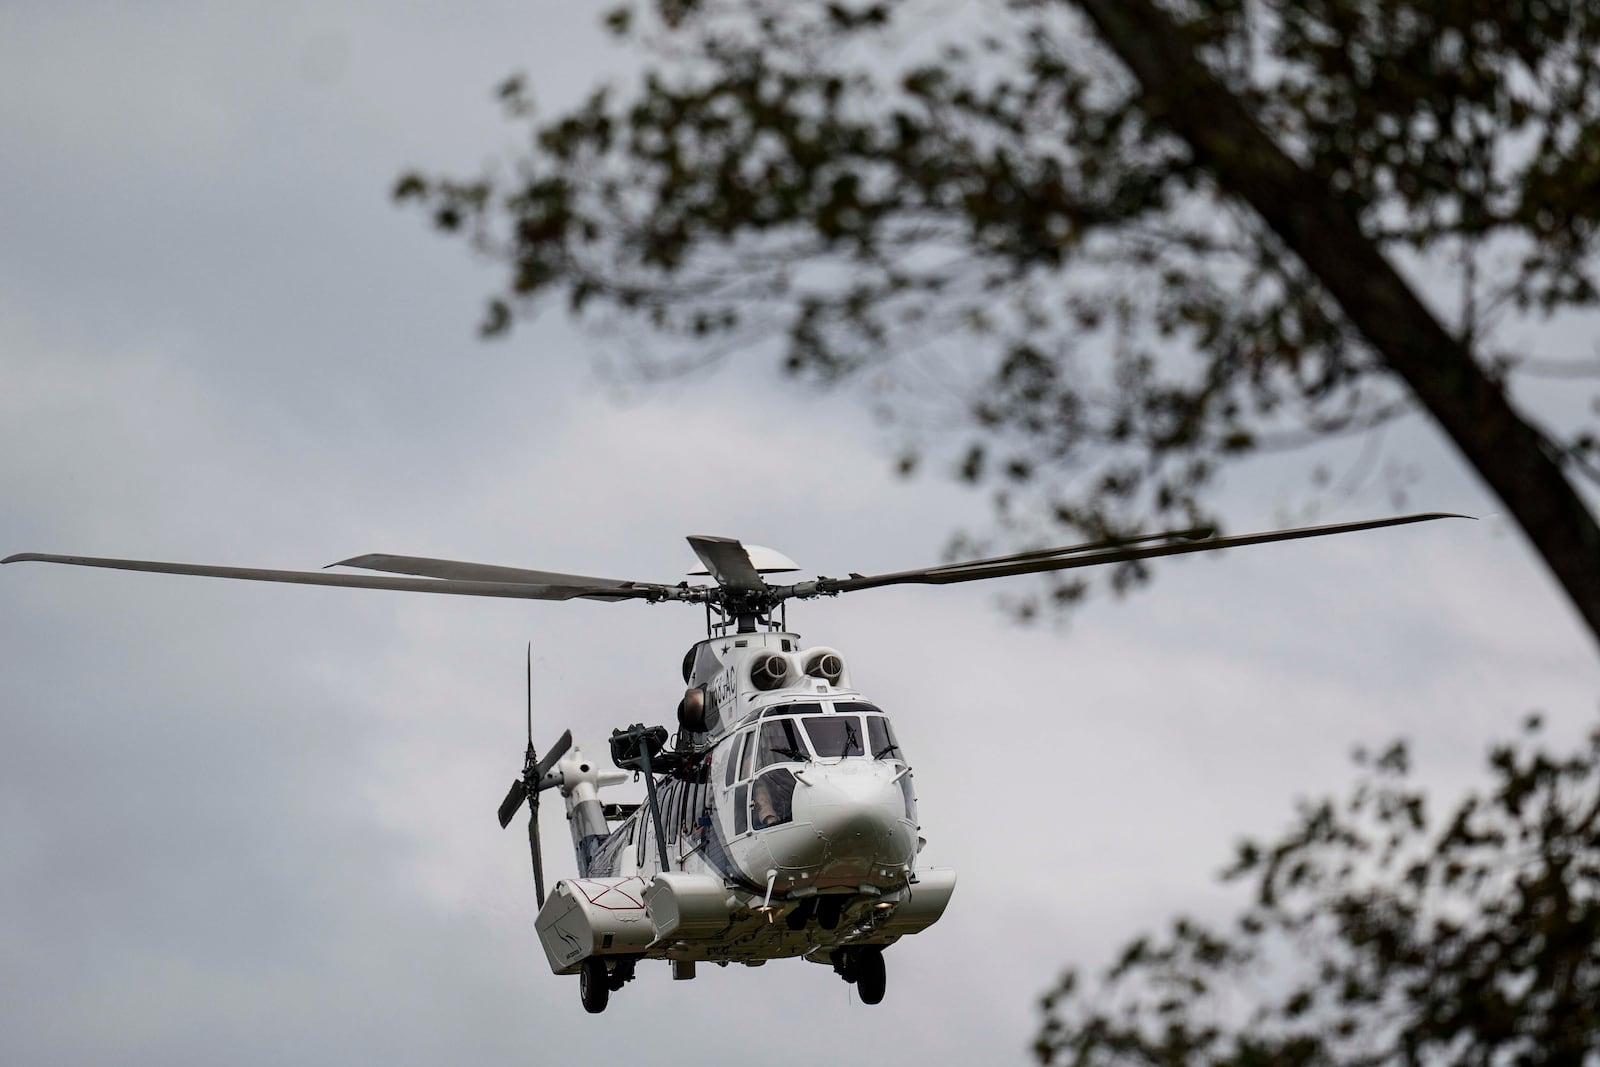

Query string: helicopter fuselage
532 631 956 981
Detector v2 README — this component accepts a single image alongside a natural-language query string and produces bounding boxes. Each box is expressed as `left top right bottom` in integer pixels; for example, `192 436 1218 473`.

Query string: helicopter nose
791 763 915 877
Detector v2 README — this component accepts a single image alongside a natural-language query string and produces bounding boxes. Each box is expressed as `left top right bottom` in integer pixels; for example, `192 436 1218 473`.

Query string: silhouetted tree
396 0 1600 637
1035 716 1600 1066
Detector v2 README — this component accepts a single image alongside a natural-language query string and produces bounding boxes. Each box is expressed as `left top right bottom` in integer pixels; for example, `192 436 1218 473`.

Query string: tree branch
1075 0 1600 648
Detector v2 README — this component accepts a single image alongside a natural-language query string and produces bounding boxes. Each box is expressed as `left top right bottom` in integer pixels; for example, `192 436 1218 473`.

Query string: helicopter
4 511 1461 1012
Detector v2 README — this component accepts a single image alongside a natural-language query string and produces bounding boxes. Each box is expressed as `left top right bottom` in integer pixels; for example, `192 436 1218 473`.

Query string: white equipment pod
536 877 656 974
874 867 957 938
642 871 732 941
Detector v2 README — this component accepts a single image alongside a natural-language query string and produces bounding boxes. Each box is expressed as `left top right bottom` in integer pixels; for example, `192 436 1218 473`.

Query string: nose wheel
831 946 887 1005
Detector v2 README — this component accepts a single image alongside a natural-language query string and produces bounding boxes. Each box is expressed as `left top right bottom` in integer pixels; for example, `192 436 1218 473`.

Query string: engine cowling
749 651 793 691
802 648 846 685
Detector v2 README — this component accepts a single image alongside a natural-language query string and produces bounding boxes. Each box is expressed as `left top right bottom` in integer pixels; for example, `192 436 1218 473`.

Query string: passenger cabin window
663 781 680 843
684 781 707 840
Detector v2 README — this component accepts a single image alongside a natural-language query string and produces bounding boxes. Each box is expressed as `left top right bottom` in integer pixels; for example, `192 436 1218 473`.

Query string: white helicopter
4 511 1459 1012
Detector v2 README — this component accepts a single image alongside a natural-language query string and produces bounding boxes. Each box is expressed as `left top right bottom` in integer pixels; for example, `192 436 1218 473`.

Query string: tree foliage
1035 716 1600 1066
397 5 1600 1055
395 0 1600 626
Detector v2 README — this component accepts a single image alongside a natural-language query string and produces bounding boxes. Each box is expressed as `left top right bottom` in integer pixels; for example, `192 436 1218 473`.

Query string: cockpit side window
751 768 797 829
867 715 902 761
737 729 756 780
803 715 864 758
754 718 806 770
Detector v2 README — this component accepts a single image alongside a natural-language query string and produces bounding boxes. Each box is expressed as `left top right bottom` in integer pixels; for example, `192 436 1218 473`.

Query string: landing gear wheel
580 958 610 1014
855 947 886 1005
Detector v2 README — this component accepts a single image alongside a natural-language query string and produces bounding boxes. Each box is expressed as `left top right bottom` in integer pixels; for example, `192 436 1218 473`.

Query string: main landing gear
831 945 887 1005
579 957 636 1013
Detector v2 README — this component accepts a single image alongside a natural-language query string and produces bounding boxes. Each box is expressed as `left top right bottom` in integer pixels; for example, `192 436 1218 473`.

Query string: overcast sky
4 4 1599 1064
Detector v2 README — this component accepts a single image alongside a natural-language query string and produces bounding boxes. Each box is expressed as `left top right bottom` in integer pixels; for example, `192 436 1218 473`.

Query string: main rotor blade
498 779 528 829
331 554 645 602
686 536 765 592
911 526 1219 576
1 553 672 603
813 513 1469 594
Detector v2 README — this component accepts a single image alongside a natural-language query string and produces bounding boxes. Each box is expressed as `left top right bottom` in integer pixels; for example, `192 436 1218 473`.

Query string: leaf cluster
1035 716 1600 1065
1216 0 1600 313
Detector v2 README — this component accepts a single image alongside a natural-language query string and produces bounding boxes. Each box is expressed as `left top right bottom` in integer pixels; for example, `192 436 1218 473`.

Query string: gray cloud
3 4 1598 1065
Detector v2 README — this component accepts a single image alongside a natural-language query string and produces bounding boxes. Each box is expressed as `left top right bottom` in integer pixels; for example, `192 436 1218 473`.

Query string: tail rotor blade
528 798 546 907
534 729 572 783
508 648 553 906
497 779 528 829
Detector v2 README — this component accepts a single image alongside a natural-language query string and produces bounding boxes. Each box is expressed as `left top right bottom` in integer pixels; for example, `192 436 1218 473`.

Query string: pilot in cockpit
751 717 804 828
752 769 797 828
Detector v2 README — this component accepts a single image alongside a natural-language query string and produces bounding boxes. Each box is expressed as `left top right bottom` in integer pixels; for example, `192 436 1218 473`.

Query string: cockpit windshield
802 715 864 758
737 700 906 769
739 701 905 764
754 717 807 771
866 715 901 761
833 701 902 761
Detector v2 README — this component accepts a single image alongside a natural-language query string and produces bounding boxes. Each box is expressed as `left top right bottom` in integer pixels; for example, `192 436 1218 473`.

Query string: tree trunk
1075 0 1600 648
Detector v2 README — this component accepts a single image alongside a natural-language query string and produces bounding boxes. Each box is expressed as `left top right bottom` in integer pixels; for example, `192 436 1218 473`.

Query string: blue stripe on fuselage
697 781 759 891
